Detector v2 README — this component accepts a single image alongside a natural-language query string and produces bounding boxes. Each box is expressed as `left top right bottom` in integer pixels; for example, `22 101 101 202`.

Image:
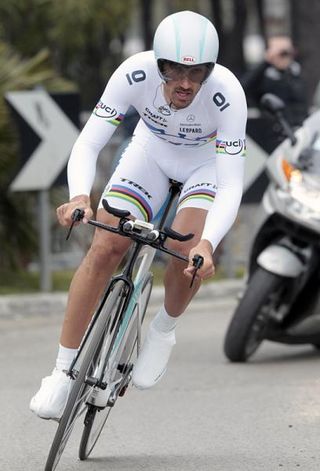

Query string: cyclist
30 10 247 420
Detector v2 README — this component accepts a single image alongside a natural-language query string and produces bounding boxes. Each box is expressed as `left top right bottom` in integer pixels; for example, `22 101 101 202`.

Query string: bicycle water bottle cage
102 199 131 218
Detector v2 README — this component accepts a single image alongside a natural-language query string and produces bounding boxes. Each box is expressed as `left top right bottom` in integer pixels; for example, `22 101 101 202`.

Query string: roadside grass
0 270 75 294
0 264 244 295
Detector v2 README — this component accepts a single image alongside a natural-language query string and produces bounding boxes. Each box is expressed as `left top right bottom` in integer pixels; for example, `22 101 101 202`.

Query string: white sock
151 305 178 334
55 344 78 371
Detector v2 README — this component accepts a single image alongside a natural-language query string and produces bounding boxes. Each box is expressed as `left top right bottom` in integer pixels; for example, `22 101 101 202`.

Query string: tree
0 0 134 108
140 0 154 50
290 0 320 105
210 0 247 77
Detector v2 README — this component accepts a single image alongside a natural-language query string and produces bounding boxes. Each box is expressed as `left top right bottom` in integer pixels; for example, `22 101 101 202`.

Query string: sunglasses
278 49 294 58
158 60 214 84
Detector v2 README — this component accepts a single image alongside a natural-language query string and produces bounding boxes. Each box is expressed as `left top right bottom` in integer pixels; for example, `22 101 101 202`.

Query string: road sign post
38 190 51 291
6 90 79 291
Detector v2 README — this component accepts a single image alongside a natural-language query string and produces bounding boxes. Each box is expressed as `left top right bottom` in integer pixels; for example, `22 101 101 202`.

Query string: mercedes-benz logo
187 114 195 122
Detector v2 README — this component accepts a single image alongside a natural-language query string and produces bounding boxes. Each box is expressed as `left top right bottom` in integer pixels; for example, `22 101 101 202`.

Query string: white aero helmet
153 10 219 79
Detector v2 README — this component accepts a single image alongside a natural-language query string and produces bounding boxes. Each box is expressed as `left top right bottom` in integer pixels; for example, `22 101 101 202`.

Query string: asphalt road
1 292 320 471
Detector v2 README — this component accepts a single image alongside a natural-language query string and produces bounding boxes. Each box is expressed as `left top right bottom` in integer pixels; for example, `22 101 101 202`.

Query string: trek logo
120 178 152 199
182 56 196 63
94 101 117 119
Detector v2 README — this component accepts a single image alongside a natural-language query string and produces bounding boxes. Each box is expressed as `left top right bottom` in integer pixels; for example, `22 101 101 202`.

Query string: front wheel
44 281 127 471
224 268 288 362
78 273 153 461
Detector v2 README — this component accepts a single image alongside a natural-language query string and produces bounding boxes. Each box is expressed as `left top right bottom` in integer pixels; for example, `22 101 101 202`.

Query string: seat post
158 179 182 230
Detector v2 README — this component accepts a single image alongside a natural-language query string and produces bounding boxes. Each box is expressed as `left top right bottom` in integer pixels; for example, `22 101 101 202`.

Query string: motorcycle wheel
224 268 284 362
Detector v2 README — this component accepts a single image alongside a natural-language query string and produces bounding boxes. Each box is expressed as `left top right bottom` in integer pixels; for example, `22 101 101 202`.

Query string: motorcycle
224 93 320 362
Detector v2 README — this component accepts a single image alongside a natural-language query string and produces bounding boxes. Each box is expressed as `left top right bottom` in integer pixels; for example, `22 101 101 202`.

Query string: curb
0 279 243 319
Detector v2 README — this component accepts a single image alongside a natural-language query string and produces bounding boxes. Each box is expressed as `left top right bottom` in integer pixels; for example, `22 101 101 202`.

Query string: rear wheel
224 268 288 362
44 281 127 471
78 273 153 461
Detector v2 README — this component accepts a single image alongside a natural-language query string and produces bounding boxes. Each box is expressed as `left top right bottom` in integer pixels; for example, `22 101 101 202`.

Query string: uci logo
224 139 246 155
94 101 117 119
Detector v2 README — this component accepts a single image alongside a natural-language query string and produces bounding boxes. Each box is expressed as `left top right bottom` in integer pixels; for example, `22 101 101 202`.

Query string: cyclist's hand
184 240 215 281
56 195 93 226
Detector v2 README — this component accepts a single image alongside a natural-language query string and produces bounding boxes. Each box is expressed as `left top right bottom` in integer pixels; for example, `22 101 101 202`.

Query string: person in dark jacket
242 35 308 131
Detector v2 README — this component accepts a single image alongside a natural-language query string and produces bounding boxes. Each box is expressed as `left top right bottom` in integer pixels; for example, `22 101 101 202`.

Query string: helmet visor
158 59 214 84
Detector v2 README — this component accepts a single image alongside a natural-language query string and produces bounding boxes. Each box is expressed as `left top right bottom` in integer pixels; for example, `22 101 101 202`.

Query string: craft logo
144 107 168 127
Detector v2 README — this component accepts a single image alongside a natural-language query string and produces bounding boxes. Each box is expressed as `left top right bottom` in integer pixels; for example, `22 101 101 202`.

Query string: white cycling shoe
132 324 176 390
29 368 72 420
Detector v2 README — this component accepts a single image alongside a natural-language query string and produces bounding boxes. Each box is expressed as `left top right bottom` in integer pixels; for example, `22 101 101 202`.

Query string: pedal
119 382 130 397
119 368 133 397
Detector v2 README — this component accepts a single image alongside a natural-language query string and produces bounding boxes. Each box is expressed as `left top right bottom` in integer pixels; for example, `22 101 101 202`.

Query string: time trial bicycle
44 179 203 471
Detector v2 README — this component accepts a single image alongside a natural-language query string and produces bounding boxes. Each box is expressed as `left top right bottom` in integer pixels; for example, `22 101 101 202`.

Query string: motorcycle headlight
281 158 320 220
282 158 303 184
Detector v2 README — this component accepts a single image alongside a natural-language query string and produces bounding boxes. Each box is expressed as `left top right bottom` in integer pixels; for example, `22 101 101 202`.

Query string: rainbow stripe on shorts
178 188 216 209
104 184 153 222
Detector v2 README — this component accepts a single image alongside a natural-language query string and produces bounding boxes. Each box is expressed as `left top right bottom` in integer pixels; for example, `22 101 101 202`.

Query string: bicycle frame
67 179 183 385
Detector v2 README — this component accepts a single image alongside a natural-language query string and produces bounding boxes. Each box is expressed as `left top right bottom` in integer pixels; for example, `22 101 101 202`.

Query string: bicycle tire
44 281 127 471
78 273 153 461
223 268 286 362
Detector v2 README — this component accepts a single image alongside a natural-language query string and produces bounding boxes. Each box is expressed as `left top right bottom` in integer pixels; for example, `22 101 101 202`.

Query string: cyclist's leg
30 216 131 420
164 160 217 314
60 211 131 349
133 162 217 389
132 208 208 389
164 207 208 315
